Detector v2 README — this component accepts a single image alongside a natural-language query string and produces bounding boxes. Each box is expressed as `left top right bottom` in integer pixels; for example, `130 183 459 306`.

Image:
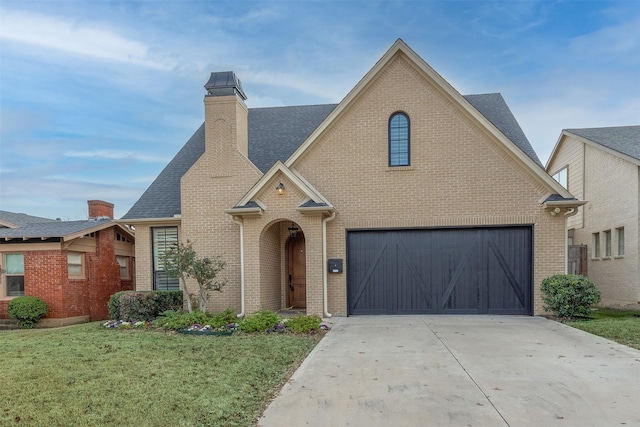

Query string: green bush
541 274 601 318
210 308 238 328
108 291 134 320
155 290 183 313
153 308 237 330
119 292 159 322
108 290 182 320
153 309 212 329
239 310 280 333
7 296 48 329
286 314 322 333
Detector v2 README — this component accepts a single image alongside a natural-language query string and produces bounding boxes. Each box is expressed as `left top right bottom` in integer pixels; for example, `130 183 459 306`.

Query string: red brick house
0 200 135 326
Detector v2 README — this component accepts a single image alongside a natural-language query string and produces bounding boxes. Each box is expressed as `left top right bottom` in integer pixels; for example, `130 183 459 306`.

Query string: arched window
389 112 410 166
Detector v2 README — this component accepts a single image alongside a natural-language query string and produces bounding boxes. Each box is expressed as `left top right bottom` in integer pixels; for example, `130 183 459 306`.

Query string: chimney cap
204 71 247 100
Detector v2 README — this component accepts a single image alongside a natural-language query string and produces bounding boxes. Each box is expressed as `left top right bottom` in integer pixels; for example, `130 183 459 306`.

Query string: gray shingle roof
0 211 55 228
0 219 112 239
464 94 543 168
566 126 640 161
544 194 577 202
123 105 337 219
249 104 338 172
123 94 540 220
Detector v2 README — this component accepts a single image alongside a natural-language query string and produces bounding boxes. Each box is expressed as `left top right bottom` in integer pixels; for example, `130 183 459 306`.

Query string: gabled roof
226 161 334 217
567 126 639 161
0 218 132 242
122 105 337 220
123 39 558 221
464 94 543 168
0 210 56 228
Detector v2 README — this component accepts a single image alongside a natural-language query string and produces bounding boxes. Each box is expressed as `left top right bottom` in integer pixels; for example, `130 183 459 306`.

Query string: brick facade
128 42 573 317
548 134 640 308
0 202 135 326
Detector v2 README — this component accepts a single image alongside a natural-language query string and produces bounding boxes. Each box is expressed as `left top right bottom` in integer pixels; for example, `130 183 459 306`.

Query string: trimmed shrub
7 296 48 329
119 292 159 322
286 314 322 334
108 290 183 320
108 290 134 320
155 290 183 313
541 274 601 318
239 310 280 333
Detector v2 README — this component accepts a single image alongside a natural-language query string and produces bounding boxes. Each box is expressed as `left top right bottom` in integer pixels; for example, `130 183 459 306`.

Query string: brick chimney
203 71 249 176
88 200 114 219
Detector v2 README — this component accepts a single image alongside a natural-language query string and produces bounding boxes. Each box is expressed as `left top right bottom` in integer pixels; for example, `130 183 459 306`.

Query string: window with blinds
152 227 179 290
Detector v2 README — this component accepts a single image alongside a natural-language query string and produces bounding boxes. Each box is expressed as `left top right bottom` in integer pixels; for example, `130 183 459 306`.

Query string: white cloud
63 149 169 163
0 8 173 70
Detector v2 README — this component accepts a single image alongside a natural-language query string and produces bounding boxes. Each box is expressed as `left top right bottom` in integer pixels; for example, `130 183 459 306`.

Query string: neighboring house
122 39 583 317
0 200 135 326
547 126 640 308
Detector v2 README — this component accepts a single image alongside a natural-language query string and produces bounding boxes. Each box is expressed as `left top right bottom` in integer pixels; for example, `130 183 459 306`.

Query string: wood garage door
347 227 532 315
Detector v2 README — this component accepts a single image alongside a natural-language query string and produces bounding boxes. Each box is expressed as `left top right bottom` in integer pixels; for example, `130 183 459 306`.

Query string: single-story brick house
546 126 639 308
122 39 584 317
0 200 135 326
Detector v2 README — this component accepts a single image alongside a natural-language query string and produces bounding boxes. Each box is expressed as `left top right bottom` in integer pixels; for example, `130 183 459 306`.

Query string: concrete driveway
259 316 640 426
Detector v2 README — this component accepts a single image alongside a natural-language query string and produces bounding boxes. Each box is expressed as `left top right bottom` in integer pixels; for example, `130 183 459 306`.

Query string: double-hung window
4 253 25 297
616 227 625 256
116 256 129 279
389 112 410 167
604 230 612 257
152 227 179 290
68 252 84 277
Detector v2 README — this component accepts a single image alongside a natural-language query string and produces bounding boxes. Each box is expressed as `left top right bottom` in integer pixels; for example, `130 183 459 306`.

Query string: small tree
162 241 197 313
161 240 227 313
191 256 227 312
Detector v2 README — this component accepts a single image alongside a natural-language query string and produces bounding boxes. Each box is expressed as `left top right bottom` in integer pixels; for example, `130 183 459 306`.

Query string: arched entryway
286 231 306 309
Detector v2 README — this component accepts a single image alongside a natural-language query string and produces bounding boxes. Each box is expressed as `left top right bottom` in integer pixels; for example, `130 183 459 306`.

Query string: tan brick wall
291 52 565 315
133 51 568 317
180 94 261 314
573 144 639 307
547 136 585 229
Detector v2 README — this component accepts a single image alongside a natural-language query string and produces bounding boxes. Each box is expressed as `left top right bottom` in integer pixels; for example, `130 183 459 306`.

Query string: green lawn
0 323 320 426
566 307 640 350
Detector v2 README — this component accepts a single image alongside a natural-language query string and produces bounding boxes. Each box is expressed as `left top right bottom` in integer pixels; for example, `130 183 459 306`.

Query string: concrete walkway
259 316 640 426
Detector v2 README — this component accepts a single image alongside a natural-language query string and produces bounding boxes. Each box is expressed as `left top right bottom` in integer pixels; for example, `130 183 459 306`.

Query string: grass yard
0 323 321 426
566 307 640 350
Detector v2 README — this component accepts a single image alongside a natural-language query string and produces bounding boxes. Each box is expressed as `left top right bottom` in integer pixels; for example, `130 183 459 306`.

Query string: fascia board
285 38 573 199
223 207 263 216
567 132 640 167
544 200 588 208
63 222 119 242
235 161 331 208
545 132 568 171
115 217 182 227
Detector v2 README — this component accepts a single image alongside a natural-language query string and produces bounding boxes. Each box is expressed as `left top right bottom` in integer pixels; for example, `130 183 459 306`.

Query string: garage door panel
347 227 532 315
397 242 432 313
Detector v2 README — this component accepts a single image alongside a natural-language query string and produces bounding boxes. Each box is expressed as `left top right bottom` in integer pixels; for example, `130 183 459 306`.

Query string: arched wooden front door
287 233 306 309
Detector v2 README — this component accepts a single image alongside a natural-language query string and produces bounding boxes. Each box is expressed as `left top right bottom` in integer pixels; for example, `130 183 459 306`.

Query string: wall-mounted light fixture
277 182 285 195
550 207 561 216
288 222 299 237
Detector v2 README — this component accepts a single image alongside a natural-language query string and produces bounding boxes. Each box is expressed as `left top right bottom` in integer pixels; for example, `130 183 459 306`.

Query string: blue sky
1 0 638 220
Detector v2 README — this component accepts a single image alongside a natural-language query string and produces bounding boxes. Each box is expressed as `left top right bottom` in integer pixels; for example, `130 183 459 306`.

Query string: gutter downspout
322 211 337 318
232 218 245 318
562 208 576 274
